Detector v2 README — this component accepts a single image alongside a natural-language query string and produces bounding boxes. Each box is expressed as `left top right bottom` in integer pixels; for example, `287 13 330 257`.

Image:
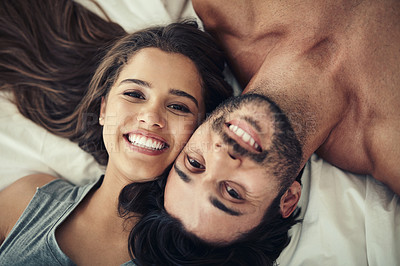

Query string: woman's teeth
127 134 166 150
228 124 260 150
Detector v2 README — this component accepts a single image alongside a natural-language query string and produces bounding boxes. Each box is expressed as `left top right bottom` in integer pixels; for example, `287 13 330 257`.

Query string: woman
0 0 232 264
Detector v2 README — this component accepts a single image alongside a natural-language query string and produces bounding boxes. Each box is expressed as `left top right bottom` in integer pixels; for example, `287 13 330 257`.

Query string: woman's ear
99 96 106 126
280 181 301 218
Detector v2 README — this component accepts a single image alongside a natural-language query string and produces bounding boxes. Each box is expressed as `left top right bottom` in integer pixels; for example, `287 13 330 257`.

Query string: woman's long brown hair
0 0 126 141
0 0 233 165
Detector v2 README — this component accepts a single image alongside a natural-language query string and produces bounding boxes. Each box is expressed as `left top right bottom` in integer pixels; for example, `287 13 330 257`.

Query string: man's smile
226 121 262 152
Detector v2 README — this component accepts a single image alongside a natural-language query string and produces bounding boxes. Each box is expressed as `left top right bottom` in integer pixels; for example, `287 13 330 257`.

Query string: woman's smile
123 130 169 156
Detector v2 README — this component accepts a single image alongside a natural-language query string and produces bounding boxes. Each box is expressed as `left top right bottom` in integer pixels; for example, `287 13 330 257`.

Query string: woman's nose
137 106 166 129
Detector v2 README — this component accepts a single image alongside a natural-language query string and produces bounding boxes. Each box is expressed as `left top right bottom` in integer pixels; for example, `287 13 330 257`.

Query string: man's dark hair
119 174 301 266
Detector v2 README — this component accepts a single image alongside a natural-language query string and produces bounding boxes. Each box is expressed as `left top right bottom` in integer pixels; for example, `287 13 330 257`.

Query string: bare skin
0 174 132 265
55 174 134 265
192 0 400 194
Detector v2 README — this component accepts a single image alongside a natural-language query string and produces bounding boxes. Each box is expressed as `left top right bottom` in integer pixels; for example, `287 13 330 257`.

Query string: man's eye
168 104 190 113
124 91 145 99
225 183 243 200
187 156 205 169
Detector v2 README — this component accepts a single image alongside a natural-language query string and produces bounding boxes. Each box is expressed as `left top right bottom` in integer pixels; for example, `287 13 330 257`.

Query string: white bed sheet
0 92 104 188
0 1 398 265
279 155 400 266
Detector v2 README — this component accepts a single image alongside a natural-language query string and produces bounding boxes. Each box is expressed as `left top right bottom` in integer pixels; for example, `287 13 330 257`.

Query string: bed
0 1 399 265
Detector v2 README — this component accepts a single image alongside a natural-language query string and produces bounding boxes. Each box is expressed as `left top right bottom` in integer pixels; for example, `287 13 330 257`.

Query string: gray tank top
0 177 135 266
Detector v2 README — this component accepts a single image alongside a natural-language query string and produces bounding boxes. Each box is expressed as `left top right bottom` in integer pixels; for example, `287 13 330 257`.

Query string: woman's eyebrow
119 78 151 88
118 79 198 108
169 89 199 108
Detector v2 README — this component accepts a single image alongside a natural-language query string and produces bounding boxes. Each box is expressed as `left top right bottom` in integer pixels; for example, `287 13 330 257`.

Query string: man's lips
225 120 262 152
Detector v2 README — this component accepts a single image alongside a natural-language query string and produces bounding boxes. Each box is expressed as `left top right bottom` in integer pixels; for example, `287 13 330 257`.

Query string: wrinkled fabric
278 155 400 266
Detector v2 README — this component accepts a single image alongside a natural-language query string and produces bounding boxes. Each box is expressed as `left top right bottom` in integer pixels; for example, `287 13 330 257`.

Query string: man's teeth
228 124 260 150
128 134 165 150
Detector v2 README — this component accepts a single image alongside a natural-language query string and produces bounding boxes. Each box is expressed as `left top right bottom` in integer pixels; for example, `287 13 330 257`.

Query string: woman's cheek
170 119 195 152
183 116 199 135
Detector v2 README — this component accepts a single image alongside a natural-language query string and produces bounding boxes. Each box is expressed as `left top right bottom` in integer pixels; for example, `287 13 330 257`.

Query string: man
124 1 400 264
191 0 400 195
137 0 399 263
165 93 303 242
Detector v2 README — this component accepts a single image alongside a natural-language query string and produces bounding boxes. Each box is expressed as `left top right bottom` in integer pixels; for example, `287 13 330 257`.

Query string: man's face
164 94 285 243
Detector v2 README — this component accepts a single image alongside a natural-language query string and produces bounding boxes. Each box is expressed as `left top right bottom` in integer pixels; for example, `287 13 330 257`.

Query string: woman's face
100 47 205 183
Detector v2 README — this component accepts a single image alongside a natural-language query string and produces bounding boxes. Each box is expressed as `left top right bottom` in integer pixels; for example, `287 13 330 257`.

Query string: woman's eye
225 183 243 200
124 91 145 100
168 104 190 113
187 156 205 169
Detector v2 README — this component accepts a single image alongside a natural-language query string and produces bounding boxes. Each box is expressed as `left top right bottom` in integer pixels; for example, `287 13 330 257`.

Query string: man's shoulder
365 121 400 195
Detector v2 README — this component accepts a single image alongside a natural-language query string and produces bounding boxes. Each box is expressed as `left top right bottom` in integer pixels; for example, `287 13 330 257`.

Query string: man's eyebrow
169 89 199 108
119 78 151 88
175 163 242 216
174 164 191 183
210 197 242 216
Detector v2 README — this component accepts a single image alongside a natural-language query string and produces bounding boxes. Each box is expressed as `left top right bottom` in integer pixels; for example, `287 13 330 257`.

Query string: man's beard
209 94 273 164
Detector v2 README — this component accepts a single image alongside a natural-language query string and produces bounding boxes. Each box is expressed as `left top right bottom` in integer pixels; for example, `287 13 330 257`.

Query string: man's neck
194 0 358 86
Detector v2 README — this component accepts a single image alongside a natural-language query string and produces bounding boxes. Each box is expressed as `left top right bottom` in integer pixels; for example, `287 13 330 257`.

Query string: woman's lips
123 130 169 156
225 120 262 153
127 133 167 150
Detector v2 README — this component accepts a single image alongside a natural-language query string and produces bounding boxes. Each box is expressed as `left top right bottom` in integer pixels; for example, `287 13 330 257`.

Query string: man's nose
137 105 166 129
200 142 242 185
210 141 243 171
